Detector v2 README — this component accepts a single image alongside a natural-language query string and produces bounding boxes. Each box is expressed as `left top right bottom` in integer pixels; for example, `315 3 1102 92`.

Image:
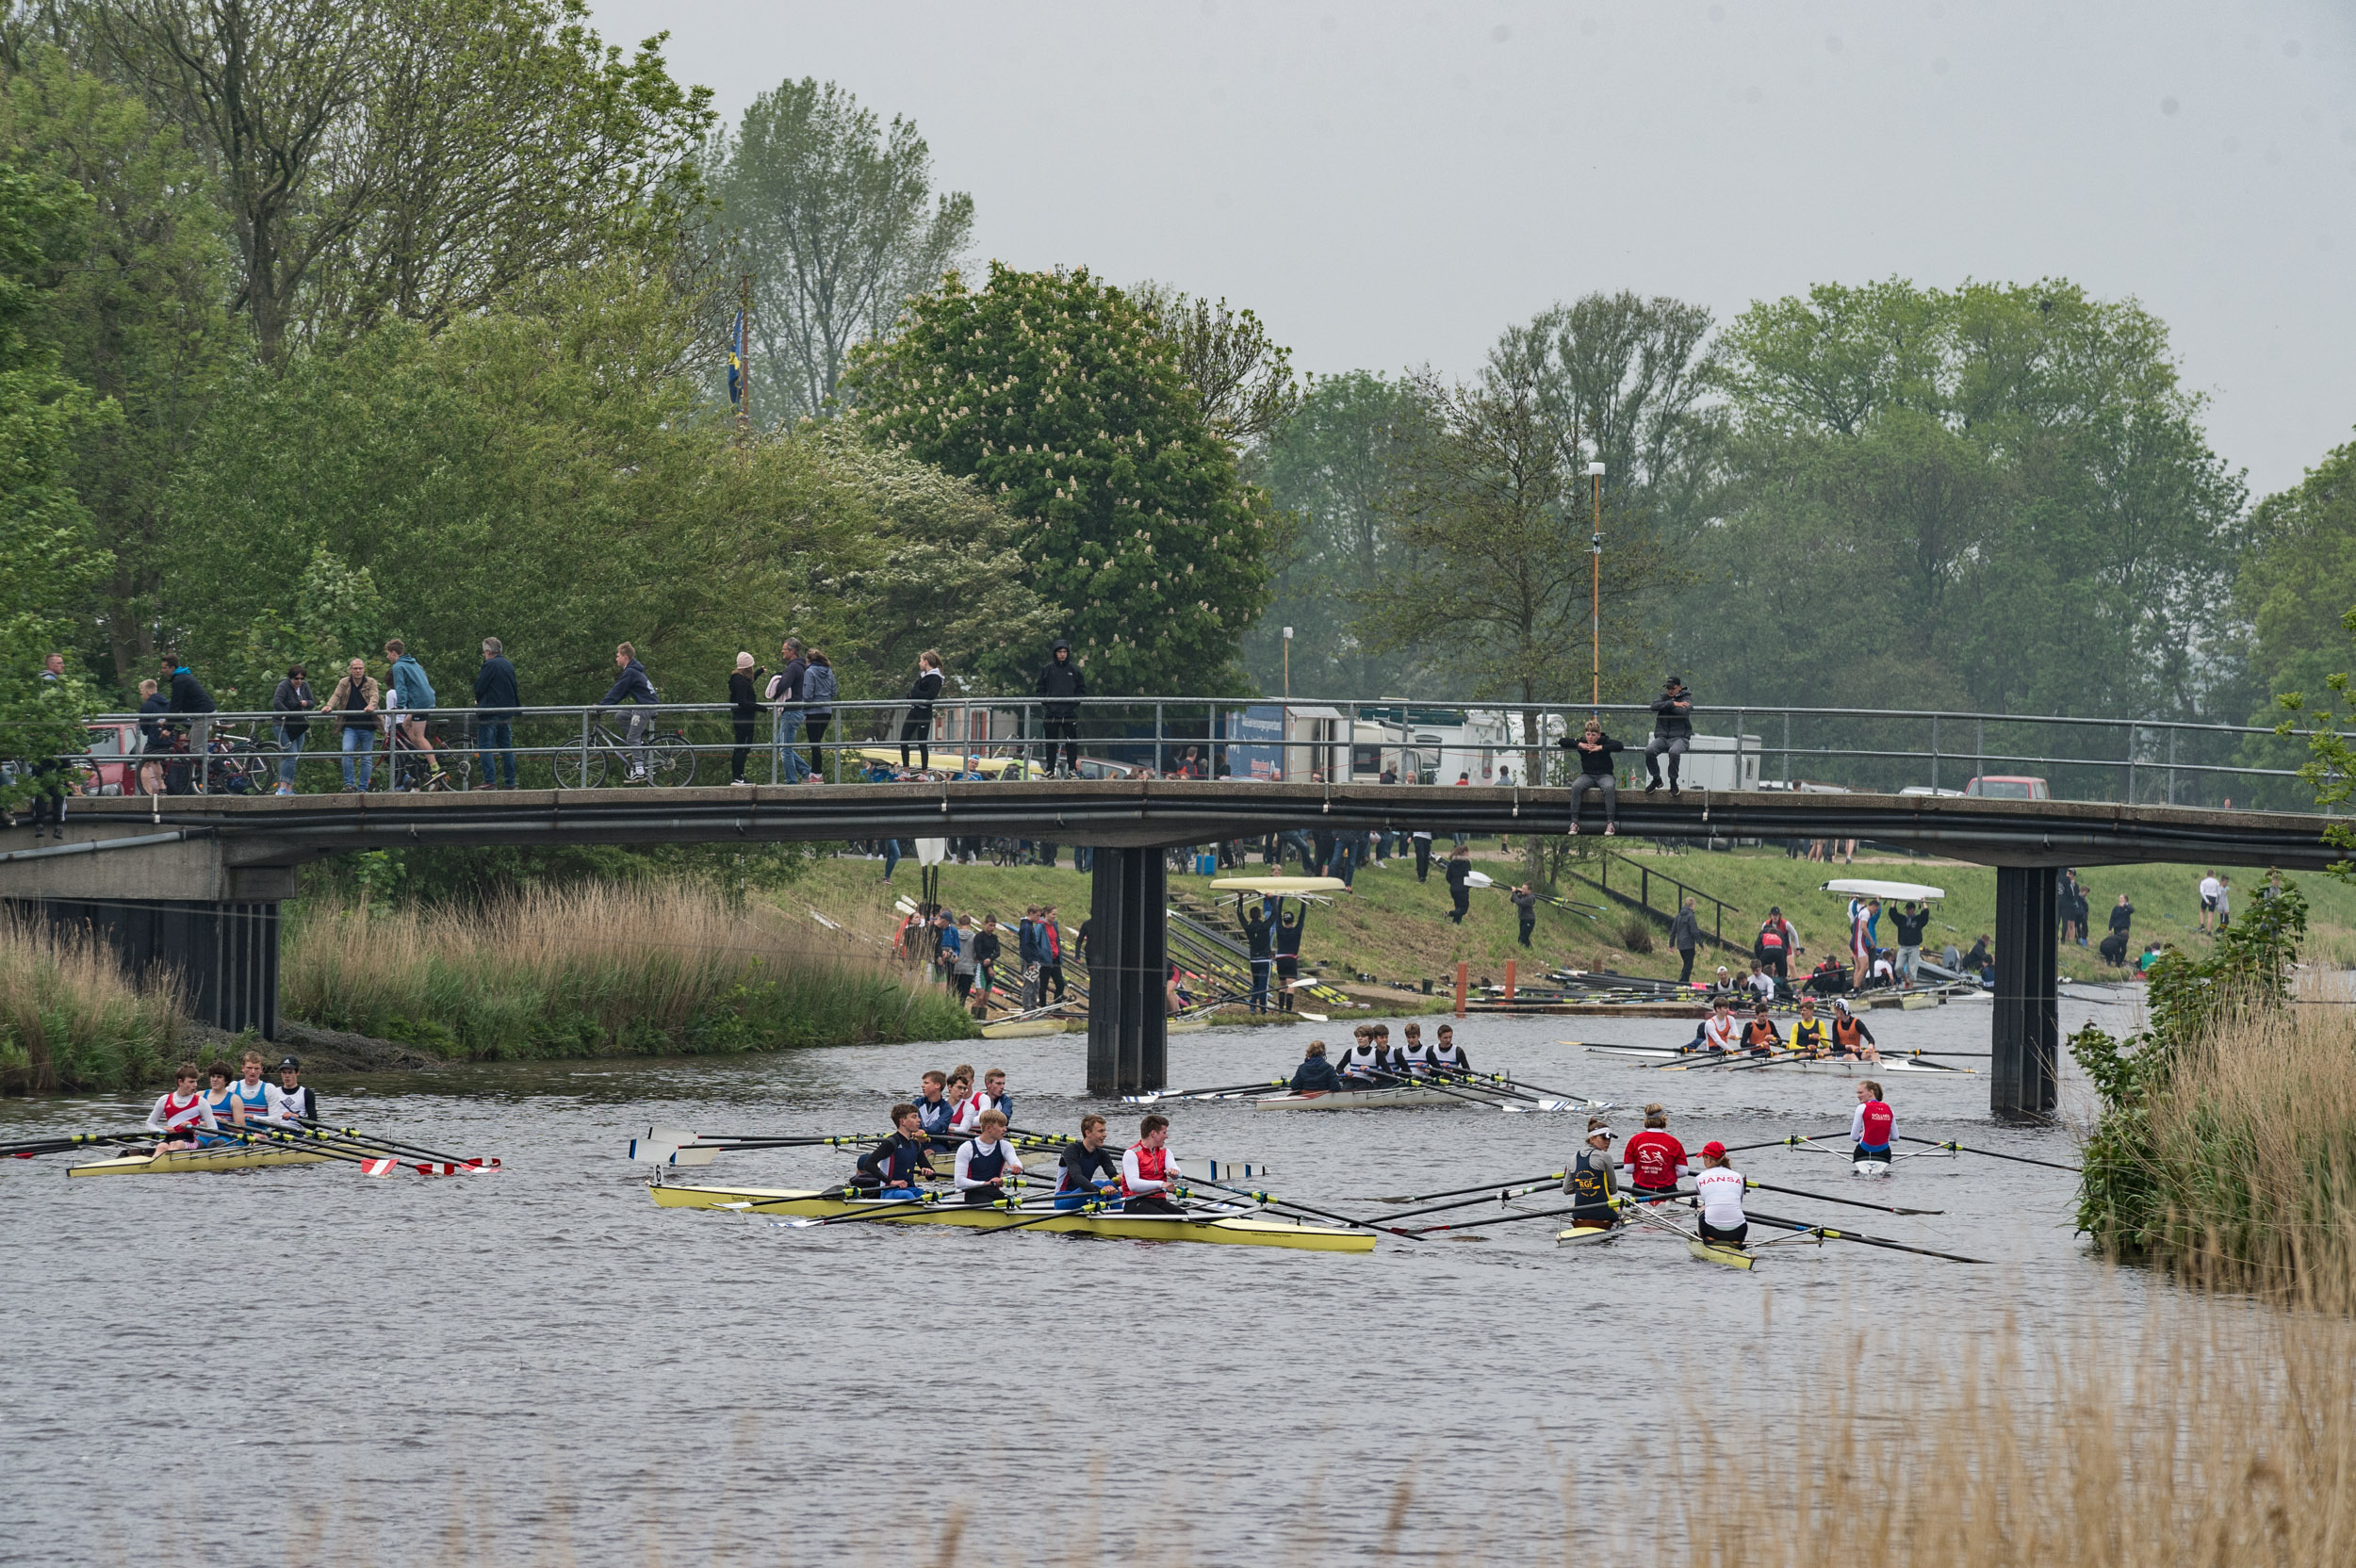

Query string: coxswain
144 1063 217 1152
1693 1141 1749 1251
1740 1003 1781 1055
1787 998 1832 1058
1120 1114 1186 1214
1698 1000 1738 1054
1429 1024 1470 1075
1290 1040 1343 1094
1054 1114 1123 1209
1397 1023 1432 1079
1337 1028 1383 1085
912 1070 957 1148
953 1108 1023 1204
851 1103 940 1196
1831 999 1880 1062
952 1067 1013 1134
1851 1081 1895 1166
1561 1119 1619 1232
224 1050 284 1130
275 1056 319 1125
1622 1103 1689 1200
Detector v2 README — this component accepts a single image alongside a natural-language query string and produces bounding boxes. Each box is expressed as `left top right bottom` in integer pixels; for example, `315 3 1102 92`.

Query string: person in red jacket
1621 1103 1690 1200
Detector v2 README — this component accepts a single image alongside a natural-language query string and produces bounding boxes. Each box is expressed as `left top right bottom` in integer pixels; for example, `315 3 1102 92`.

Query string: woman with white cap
1561 1118 1620 1233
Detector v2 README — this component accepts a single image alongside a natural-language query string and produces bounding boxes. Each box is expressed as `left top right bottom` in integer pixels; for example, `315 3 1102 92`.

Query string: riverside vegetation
0 910 182 1093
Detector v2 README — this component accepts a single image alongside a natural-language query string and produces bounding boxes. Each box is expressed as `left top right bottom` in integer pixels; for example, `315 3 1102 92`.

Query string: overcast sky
588 0 2354 498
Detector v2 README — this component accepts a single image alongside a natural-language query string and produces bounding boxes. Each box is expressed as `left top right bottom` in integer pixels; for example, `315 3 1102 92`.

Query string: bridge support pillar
1990 866 2057 1121
14 898 280 1042
1086 848 1166 1096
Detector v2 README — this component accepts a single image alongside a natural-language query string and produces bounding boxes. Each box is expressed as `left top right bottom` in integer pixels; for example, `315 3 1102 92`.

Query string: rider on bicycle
601 642 658 780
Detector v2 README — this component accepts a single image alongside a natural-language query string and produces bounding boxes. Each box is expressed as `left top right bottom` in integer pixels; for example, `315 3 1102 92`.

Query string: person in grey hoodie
1669 897 1702 984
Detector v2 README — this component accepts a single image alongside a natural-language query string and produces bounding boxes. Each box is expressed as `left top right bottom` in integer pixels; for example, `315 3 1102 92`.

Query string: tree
2238 434 2356 717
1131 281 1301 447
843 262 1273 694
0 159 106 801
705 77 970 421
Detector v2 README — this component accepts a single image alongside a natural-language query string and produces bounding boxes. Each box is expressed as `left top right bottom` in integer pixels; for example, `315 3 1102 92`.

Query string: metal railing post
1155 702 1164 776
1975 718 1984 787
1930 713 1939 792
1781 710 1791 787
2126 722 2136 806
580 709 592 787
2168 725 2177 807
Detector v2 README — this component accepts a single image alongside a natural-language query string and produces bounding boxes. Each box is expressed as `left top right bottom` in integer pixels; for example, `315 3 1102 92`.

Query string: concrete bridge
4 782 2342 1119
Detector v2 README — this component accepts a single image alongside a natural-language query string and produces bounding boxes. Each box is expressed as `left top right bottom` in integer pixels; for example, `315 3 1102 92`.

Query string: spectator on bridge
1035 639 1086 777
474 638 519 790
325 658 381 792
600 641 657 781
799 650 836 778
269 664 312 795
766 639 809 783
163 654 216 769
135 678 169 796
383 641 439 780
1644 675 1693 795
1561 717 1623 836
900 650 942 771
726 651 761 785
1669 897 1701 984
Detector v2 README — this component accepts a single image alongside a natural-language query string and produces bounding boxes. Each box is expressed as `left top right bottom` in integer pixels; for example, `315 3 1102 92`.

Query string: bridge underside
6 785 2339 1112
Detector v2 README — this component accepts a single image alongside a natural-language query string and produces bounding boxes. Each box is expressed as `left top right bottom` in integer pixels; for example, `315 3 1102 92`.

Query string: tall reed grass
0 911 184 1093
282 881 974 1061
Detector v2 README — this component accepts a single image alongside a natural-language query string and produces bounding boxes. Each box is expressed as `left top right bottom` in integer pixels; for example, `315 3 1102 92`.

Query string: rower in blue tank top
224 1053 283 1130
198 1063 237 1145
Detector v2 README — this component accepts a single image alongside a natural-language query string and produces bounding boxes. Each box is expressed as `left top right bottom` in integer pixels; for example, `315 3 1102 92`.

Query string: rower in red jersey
1621 1102 1690 1200
1120 1114 1186 1214
1851 1080 1896 1166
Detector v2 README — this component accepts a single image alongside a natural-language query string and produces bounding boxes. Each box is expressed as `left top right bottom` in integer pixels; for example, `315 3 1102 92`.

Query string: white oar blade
663 1145 719 1167
1298 1010 1329 1022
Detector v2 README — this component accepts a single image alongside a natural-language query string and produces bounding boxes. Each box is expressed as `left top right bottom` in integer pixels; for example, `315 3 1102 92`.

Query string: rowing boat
1555 1224 1621 1247
648 1182 1375 1251
1249 1085 1533 1111
67 1143 340 1177
1852 1158 1891 1177
1687 1238 1755 1269
1582 1046 1970 1077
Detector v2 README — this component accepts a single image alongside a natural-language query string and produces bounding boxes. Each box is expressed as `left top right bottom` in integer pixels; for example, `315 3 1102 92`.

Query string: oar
1406 1199 1627 1236
1380 1178 1571 1225
3 1131 153 1158
1152 1168 1415 1242
291 1116 498 1170
1378 1168 1570 1204
1742 1178 1941 1217
1896 1135 2080 1173
1743 1208 1988 1265
1720 1130 1852 1155
1361 1070 1565 1114
1121 1078 1286 1104
775 1191 957 1228
1443 1070 1598 1109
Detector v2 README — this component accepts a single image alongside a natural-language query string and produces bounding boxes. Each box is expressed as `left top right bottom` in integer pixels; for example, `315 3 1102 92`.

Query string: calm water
0 990 2142 1566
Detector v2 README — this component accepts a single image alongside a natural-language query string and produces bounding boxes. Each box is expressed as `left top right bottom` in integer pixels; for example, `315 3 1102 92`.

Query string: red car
76 720 144 796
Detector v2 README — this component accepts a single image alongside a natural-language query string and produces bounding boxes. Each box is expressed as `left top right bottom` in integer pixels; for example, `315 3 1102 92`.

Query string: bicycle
377 717 470 793
551 708 695 789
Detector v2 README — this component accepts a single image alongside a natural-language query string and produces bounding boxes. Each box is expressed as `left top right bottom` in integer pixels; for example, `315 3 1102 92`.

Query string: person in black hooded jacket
1036 638 1086 776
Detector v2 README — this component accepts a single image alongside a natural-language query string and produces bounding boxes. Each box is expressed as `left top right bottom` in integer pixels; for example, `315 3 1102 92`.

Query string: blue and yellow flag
727 310 745 408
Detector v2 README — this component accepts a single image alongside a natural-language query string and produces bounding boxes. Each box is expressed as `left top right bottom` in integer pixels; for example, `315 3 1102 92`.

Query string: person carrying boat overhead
1428 1024 1469 1076
1622 1104 1689 1200
954 1108 1023 1205
1831 999 1880 1062
952 1068 1013 1134
1273 903 1304 1012
1698 1000 1738 1054
852 1103 940 1197
1290 1040 1343 1094
1693 1141 1749 1250
1055 1114 1123 1209
144 1064 218 1152
1787 998 1833 1058
1851 1081 1895 1166
1561 1119 1620 1233
1739 1003 1781 1055
1337 1028 1383 1086
275 1056 319 1125
1121 1114 1186 1215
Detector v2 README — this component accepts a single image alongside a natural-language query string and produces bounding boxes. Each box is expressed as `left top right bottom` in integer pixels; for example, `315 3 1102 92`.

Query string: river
0 988 2140 1565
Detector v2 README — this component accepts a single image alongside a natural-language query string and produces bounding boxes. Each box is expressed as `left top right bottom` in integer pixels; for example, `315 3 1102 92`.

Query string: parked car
1073 756 1140 780
1899 785 1969 798
77 720 142 796
1964 775 2051 800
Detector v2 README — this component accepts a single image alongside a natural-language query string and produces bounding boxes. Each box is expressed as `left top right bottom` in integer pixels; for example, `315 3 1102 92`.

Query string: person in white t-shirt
2197 872 2222 934
1693 1140 1748 1250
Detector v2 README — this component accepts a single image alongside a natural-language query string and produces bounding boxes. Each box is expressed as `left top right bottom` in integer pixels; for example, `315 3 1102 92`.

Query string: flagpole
737 272 752 442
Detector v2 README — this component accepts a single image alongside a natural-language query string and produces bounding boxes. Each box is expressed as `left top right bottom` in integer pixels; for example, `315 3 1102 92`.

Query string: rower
1120 1114 1186 1214
952 1067 1012 1134
144 1063 217 1152
1622 1103 1689 1200
1852 1081 1895 1166
1561 1119 1619 1233
1290 1040 1343 1094
1054 1114 1123 1209
1698 1000 1738 1054
912 1070 957 1148
1371 1023 1399 1078
1740 1003 1781 1055
1398 1023 1432 1079
275 1056 319 1125
851 1103 940 1196
1788 998 1832 1058
1429 1024 1469 1075
1337 1027 1383 1085
199 1062 235 1141
1831 999 1880 1062
224 1050 283 1129
953 1108 1023 1204
1693 1140 1748 1251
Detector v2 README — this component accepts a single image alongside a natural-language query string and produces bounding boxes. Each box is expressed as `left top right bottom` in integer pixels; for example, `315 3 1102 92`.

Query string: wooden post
1503 959 1516 1002
1454 961 1469 1018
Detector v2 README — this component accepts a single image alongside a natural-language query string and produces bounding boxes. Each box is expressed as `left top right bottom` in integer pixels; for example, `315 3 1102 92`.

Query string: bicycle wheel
552 743 608 790
645 732 695 788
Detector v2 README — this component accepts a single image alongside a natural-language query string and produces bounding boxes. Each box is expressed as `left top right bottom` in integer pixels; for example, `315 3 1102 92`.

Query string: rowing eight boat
1248 1084 1565 1111
648 1182 1377 1252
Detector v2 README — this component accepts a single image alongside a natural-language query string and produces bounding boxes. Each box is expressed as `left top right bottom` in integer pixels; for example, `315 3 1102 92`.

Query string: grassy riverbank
0 914 185 1094
281 881 975 1064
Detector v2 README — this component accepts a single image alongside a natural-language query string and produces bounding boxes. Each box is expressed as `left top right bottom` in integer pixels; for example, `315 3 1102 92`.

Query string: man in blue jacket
473 637 519 789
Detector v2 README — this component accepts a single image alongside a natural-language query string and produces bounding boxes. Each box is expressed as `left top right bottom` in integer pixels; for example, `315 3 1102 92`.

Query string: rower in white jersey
1428 1024 1469 1075
1336 1028 1384 1085
1396 1022 1432 1079
274 1056 319 1125
950 1067 1013 1135
144 1063 218 1151
1697 1000 1738 1054
223 1050 288 1129
1692 1140 1749 1250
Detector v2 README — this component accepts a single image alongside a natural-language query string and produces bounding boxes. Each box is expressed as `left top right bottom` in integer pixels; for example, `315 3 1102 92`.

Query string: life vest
1742 1019 1779 1048
1121 1141 1170 1197
1758 925 1786 953
1834 1016 1868 1050
1857 1102 1894 1152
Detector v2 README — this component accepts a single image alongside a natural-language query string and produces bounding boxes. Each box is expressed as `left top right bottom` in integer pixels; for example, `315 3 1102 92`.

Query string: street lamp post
1587 461 1606 714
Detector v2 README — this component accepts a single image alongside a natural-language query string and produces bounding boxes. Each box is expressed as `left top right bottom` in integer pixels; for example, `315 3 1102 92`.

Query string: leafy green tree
705 77 970 421
1130 281 1300 446
0 159 106 801
2238 433 2356 805
844 262 1273 694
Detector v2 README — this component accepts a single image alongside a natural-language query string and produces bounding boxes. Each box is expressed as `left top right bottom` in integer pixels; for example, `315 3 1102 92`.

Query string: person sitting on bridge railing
600 641 657 781
1560 716 1624 837
1644 674 1693 796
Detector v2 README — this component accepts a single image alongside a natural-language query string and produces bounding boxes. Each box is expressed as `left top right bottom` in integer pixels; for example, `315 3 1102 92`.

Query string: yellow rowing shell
67 1144 340 1177
649 1183 1376 1252
1688 1238 1756 1269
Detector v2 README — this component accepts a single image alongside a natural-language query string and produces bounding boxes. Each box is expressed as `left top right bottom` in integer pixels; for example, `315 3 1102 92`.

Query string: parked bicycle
377 717 470 793
551 708 695 789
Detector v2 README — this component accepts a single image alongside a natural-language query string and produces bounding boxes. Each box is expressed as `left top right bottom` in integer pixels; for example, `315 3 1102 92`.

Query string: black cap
1665 674 1684 686
277 1055 301 1071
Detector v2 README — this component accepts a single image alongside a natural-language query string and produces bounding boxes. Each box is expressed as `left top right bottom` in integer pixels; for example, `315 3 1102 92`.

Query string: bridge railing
23 695 2346 814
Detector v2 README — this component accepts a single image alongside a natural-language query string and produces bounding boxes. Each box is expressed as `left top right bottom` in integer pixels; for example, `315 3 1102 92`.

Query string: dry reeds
0 909 183 1093
282 880 974 1060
